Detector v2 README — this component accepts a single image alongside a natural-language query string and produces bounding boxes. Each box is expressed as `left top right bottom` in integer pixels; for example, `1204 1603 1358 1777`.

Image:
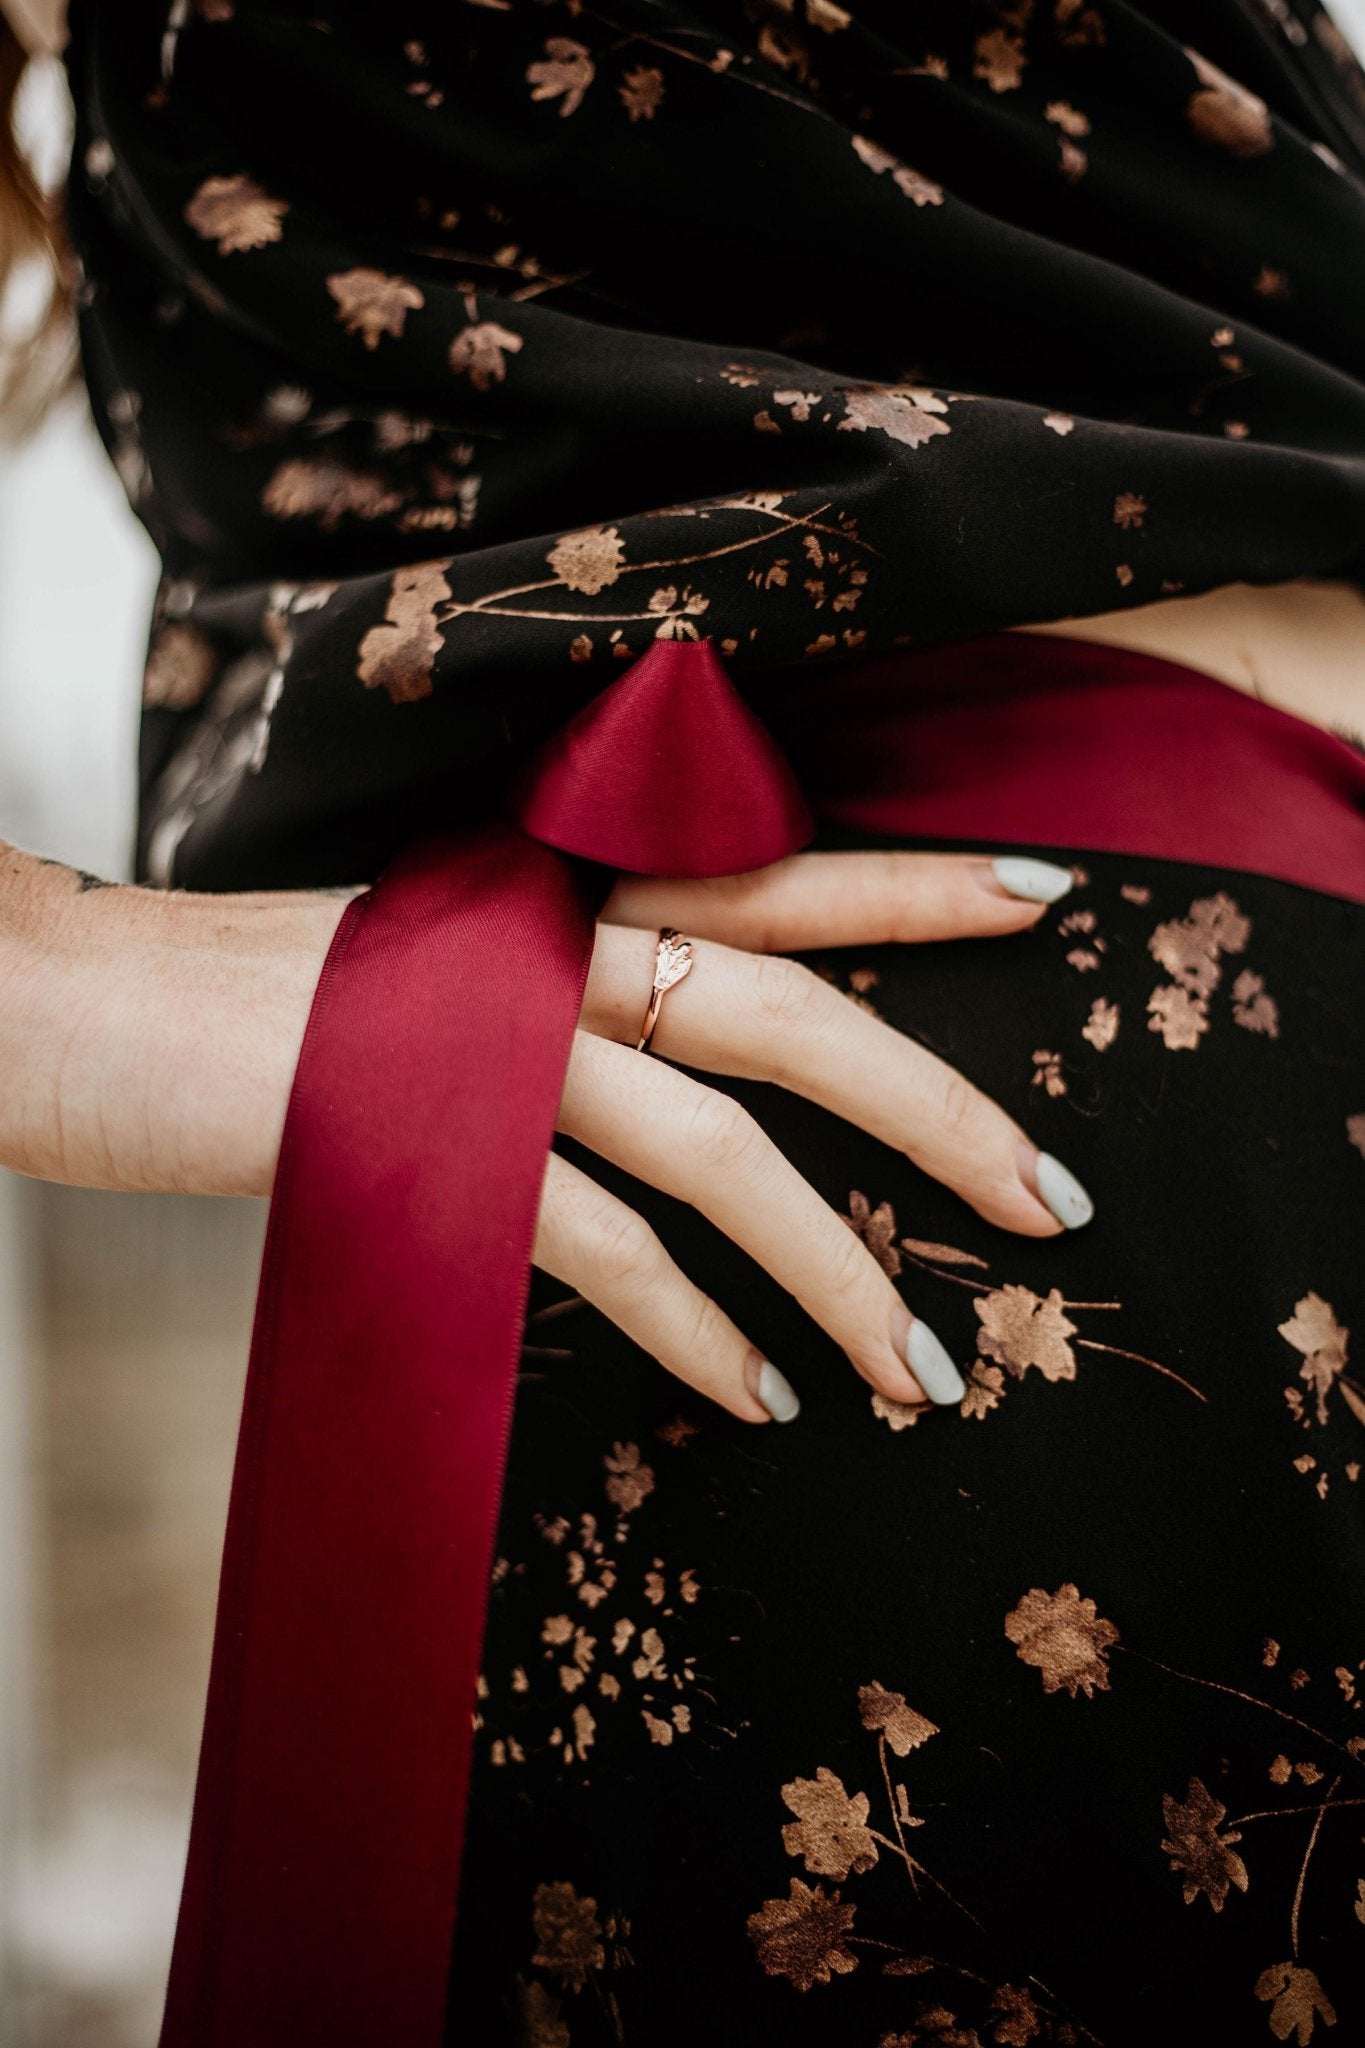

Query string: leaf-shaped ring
635 928 695 1054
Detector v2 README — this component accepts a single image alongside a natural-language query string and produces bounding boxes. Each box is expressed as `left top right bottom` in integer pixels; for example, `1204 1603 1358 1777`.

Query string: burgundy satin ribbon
158 637 812 2046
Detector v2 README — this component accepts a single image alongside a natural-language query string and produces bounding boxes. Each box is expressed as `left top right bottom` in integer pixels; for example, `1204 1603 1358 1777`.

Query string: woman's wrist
0 843 352 1196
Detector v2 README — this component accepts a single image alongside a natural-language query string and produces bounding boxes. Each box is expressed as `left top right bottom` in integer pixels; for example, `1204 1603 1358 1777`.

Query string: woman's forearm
0 841 351 1195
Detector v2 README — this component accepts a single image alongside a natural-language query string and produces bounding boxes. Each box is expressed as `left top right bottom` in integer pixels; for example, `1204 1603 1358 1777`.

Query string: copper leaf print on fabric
546 525 628 594
603 1441 655 1516
838 386 951 449
1278 1295 1349 1427
1231 970 1280 1036
184 174 288 254
143 623 219 711
619 64 665 121
781 1768 879 1880
356 561 451 704
960 1360 1007 1420
530 1880 604 1994
1004 1584 1119 1697
262 459 402 530
1254 1963 1337 2045
1186 46 1275 157
747 1879 859 1991
976 1286 1078 1383
1082 996 1120 1050
1160 1778 1250 1911
857 1682 938 1758
326 268 425 350
449 319 523 390
851 134 944 207
841 1190 902 1276
974 26 1026 93
509 1973 570 2047
527 37 595 117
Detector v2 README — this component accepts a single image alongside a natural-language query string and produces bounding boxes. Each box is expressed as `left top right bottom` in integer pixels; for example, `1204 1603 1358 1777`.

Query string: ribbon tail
159 821 599 2047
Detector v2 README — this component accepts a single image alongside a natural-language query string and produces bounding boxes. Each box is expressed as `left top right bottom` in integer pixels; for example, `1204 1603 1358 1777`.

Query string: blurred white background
3 5 1365 2044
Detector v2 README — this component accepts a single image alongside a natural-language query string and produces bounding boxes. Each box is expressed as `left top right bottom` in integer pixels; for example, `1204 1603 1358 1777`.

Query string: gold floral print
1278 1294 1349 1427
1082 997 1120 1050
509 1974 570 2048
603 1441 655 1515
1254 1963 1337 2044
960 1359 1007 1419
1046 99 1091 138
746 1878 859 1991
356 561 452 703
838 385 951 448
262 458 402 530
1160 1777 1250 1911
326 268 425 351
448 318 523 389
1255 262 1292 298
781 1767 879 1879
1032 1048 1067 1095
1043 410 1075 434
851 134 944 207
143 622 219 710
871 1389 934 1431
974 26 1026 93
1113 492 1147 528
526 38 595 118
977 1285 1078 1383
857 1681 938 1756
1147 983 1209 1050
184 173 289 254
841 1191 902 1276
1003 1584 1119 1696
530 1880 604 1993
1232 970 1279 1036
618 64 664 121
1186 47 1276 157
545 525 628 595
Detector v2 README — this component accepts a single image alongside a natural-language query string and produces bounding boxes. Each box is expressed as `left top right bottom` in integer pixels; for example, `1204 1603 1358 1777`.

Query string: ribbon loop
508 634 814 877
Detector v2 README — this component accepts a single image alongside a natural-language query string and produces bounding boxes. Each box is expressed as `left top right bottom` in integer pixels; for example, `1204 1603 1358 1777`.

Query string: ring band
636 928 694 1053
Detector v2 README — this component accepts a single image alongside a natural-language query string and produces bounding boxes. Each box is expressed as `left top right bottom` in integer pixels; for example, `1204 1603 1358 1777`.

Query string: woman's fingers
532 1150 798 1424
556 1030 961 1409
602 850 1075 953
580 926 1091 1238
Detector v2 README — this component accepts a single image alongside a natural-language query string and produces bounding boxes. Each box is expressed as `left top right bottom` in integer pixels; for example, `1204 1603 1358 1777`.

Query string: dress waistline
775 631 1365 905
157 630 1365 2048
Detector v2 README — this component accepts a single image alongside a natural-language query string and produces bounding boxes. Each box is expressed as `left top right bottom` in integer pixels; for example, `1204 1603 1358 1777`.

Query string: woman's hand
0 841 1092 1422
533 850 1093 1424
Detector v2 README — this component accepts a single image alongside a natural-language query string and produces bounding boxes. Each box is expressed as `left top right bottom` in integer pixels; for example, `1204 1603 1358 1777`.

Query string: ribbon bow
160 639 811 2047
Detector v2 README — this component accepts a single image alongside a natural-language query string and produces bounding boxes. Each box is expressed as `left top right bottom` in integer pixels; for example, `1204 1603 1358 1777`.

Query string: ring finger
557 1029 967 1409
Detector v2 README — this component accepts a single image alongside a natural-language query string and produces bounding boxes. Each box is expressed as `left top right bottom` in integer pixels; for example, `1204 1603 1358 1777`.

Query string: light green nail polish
754 1358 801 1422
1036 1151 1095 1229
991 856 1075 904
906 1319 967 1405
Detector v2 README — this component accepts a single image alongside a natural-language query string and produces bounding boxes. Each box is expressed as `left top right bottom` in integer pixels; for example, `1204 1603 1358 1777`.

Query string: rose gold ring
636 928 694 1054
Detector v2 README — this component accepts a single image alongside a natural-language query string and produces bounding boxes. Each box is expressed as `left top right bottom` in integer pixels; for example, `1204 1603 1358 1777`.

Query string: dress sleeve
62 0 1365 888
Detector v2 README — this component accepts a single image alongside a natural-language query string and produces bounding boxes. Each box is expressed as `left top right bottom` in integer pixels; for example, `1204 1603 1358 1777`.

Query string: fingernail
989 856 1075 904
1034 1149 1095 1229
744 1351 801 1422
905 1317 967 1406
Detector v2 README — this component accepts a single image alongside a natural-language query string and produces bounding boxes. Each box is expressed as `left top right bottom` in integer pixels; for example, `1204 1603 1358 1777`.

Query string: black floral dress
457 843 1365 2047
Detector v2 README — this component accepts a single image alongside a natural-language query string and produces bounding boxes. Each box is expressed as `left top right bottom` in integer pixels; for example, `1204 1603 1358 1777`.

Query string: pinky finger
532 1150 801 1425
